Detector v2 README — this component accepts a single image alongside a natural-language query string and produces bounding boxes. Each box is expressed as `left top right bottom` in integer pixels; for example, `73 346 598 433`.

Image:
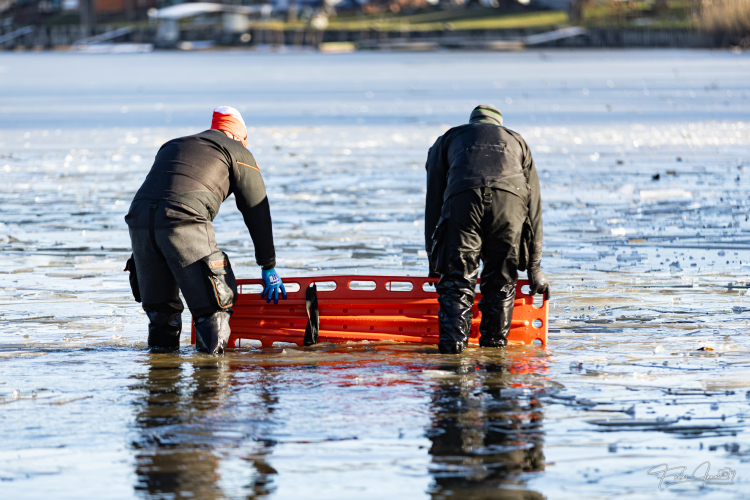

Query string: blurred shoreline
3 2 750 53
0 25 742 52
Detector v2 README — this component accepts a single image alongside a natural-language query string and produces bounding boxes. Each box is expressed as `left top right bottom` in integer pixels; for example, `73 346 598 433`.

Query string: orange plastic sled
191 275 548 349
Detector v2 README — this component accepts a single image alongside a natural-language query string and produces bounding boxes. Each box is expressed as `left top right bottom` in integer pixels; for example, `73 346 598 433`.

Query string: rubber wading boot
194 310 232 355
437 288 474 355
438 340 468 354
146 311 182 349
478 289 515 348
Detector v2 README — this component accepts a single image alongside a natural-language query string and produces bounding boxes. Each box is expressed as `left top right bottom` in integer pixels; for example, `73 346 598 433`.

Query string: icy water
1 49 750 499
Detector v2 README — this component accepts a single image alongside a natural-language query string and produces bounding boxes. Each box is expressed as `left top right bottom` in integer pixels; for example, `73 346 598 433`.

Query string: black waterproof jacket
424 122 543 264
125 129 276 269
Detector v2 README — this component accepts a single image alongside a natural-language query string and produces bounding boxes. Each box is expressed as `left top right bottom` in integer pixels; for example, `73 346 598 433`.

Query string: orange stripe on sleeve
237 161 260 172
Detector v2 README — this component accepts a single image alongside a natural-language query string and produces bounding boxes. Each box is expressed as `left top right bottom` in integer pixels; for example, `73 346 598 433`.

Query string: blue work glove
261 268 287 304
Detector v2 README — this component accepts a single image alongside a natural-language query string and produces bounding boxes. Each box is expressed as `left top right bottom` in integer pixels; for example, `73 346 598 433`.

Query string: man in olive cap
425 104 549 354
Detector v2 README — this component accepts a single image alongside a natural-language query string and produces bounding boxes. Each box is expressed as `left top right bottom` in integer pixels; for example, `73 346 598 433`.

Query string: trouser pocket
124 253 142 303
199 251 238 311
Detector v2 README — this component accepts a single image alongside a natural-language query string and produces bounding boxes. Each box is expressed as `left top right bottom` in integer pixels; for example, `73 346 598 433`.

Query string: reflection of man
125 106 287 354
426 359 546 499
425 105 550 354
131 356 278 498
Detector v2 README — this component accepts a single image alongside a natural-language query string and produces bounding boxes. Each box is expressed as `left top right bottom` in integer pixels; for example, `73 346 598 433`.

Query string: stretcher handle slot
348 280 376 291
239 275 444 296
385 281 414 291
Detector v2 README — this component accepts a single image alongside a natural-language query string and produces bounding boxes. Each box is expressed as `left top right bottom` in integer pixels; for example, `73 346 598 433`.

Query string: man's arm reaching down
233 158 276 270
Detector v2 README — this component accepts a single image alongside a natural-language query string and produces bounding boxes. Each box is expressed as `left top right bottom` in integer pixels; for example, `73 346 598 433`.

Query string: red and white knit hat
210 106 247 147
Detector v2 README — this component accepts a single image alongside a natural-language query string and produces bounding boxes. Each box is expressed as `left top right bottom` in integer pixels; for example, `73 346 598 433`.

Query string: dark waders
126 201 237 354
432 187 526 354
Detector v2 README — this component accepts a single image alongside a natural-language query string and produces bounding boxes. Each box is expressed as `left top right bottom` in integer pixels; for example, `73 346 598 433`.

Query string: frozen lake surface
1 49 750 499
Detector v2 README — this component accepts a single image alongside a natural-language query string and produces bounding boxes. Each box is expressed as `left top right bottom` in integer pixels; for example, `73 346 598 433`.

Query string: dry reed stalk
699 0 750 33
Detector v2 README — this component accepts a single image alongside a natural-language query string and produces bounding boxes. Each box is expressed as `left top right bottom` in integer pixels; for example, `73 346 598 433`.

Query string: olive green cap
469 104 503 126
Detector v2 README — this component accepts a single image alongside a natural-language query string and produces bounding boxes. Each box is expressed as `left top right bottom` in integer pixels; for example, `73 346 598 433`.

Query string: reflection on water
123 346 550 499
427 353 547 500
130 354 278 499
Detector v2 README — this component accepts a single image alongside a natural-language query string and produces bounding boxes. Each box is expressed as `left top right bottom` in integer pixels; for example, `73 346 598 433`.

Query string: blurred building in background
1 0 566 26
0 0 747 49
3 0 157 24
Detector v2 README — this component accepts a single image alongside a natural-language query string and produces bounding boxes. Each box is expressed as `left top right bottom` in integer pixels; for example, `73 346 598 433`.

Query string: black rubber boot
438 340 468 354
478 285 515 348
146 310 182 349
437 286 474 355
194 309 232 355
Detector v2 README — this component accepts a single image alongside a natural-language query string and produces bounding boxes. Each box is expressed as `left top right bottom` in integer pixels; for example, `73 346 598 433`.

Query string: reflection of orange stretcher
191 275 548 349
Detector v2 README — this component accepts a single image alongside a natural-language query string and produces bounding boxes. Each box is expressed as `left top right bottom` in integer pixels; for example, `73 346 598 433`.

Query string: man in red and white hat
125 106 287 354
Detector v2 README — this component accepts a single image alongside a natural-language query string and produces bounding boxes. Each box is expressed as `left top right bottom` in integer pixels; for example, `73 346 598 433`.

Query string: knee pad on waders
194 251 238 355
146 309 183 349
199 251 238 312
194 310 232 355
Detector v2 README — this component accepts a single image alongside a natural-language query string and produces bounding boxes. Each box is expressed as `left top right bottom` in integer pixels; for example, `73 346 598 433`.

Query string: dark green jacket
424 122 543 264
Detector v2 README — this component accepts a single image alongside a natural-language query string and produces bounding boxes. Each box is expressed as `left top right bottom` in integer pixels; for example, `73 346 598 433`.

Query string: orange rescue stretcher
191 275 548 349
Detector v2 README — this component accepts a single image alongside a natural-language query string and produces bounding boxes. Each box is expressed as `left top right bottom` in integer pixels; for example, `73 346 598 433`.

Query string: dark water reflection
426 354 547 500
130 354 278 499
125 346 549 499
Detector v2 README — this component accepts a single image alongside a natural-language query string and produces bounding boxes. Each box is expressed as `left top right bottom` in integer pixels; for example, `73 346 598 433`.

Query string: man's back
439 122 531 202
128 129 264 227
137 132 234 203
425 119 539 257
